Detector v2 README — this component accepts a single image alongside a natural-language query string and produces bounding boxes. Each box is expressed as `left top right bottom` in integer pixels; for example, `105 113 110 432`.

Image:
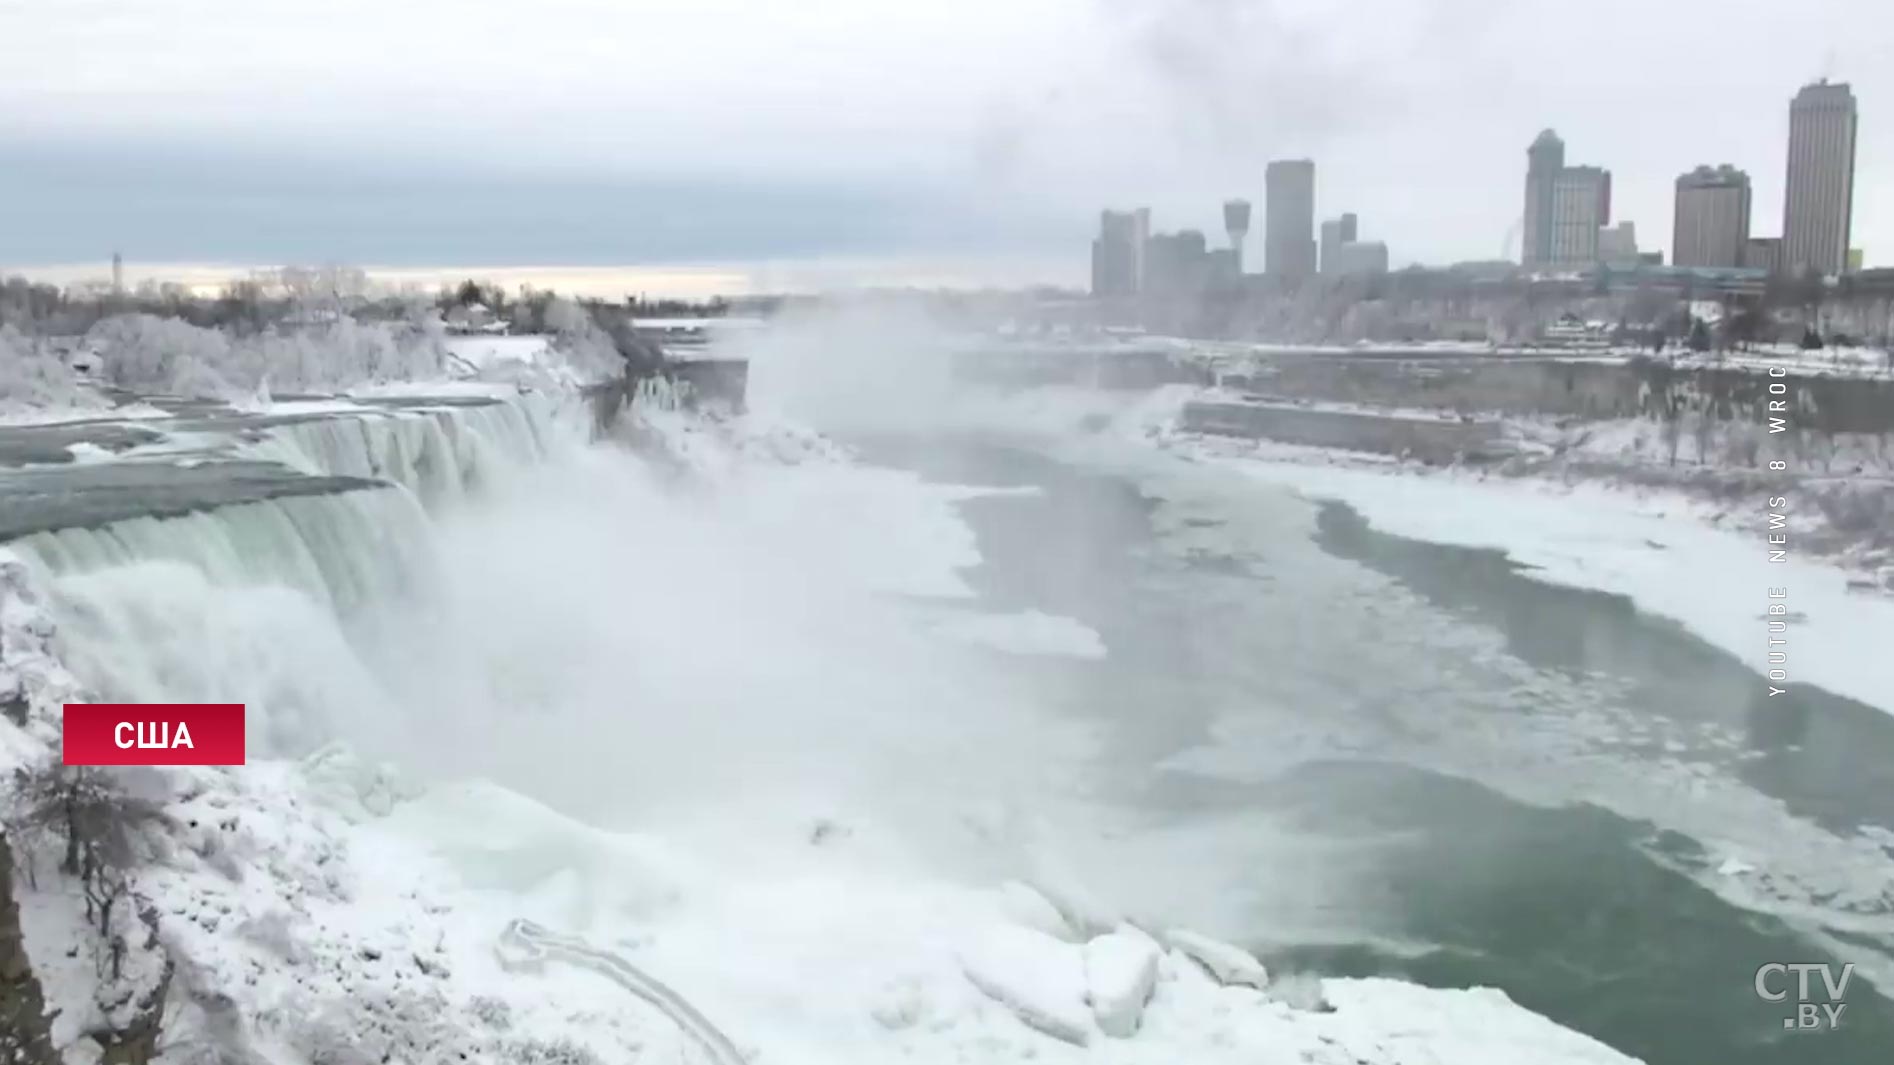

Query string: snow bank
1317 978 1639 1064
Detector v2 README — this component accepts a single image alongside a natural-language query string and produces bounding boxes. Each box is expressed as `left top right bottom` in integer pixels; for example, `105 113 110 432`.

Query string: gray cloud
0 136 1074 267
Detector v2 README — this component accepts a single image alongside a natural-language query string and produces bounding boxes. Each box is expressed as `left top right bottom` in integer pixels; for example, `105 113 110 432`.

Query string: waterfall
2 390 589 758
3 381 1044 832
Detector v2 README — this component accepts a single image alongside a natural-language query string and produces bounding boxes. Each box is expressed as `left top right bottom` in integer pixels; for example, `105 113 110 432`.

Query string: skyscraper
1090 209 1145 297
1549 166 1611 267
1522 130 1565 268
1265 160 1317 280
1319 213 1358 275
1673 165 1753 268
1782 80 1858 277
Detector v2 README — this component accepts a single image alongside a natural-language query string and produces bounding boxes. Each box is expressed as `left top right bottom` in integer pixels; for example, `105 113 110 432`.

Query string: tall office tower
1782 80 1858 276
1672 165 1753 268
1549 166 1611 267
1090 209 1144 297
1265 160 1317 280
1522 129 1565 268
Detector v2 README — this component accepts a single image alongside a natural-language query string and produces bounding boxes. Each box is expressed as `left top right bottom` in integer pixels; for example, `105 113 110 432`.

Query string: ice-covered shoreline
1158 429 1894 718
938 379 1890 717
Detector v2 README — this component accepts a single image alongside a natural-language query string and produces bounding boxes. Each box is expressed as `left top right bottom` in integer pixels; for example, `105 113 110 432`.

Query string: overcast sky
0 0 1886 292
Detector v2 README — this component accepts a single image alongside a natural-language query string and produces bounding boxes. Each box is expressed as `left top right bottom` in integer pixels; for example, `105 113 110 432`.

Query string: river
858 432 1894 1065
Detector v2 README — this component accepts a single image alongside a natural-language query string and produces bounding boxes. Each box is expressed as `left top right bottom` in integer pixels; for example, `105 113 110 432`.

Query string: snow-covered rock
958 924 1093 1046
1083 924 1161 1037
1167 929 1270 991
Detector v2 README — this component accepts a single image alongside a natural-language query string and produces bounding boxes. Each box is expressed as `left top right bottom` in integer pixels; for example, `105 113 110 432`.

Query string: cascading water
4 391 591 756
5 383 1062 857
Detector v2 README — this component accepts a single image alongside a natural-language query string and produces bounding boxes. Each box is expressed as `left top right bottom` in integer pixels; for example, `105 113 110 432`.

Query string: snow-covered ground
0 383 1648 1064
1195 339 1894 377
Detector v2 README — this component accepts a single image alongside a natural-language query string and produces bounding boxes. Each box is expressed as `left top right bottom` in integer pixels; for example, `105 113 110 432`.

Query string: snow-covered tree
0 326 106 413
85 315 234 397
542 298 625 382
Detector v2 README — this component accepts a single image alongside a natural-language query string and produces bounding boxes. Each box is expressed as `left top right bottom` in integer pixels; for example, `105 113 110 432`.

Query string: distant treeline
0 273 790 337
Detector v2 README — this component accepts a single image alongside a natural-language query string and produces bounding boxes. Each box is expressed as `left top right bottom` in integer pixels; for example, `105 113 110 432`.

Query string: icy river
857 430 1894 1065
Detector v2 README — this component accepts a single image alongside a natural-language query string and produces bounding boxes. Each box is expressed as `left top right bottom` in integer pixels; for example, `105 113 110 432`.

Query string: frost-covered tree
0 834 63 1065
542 298 625 382
85 315 234 397
0 325 106 413
78 312 457 399
5 761 175 1064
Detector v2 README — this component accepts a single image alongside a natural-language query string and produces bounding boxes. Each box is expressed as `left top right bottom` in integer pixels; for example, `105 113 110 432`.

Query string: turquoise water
869 436 1894 1065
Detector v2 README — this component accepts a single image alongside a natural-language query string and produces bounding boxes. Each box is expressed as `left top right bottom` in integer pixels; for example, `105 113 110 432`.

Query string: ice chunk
958 925 1093 1046
995 880 1075 941
1022 872 1123 940
1084 925 1161 1038
1167 929 1270 990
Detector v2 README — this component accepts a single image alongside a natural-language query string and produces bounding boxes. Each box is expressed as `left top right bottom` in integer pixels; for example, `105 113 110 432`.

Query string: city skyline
1090 76 1866 294
2 2 1888 288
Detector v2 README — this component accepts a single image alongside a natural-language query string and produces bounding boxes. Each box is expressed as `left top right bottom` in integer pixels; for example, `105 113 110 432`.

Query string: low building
1541 312 1613 348
444 302 507 335
1206 248 1242 289
1598 222 1640 266
1329 241 1390 276
1745 237 1784 274
1144 230 1211 295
